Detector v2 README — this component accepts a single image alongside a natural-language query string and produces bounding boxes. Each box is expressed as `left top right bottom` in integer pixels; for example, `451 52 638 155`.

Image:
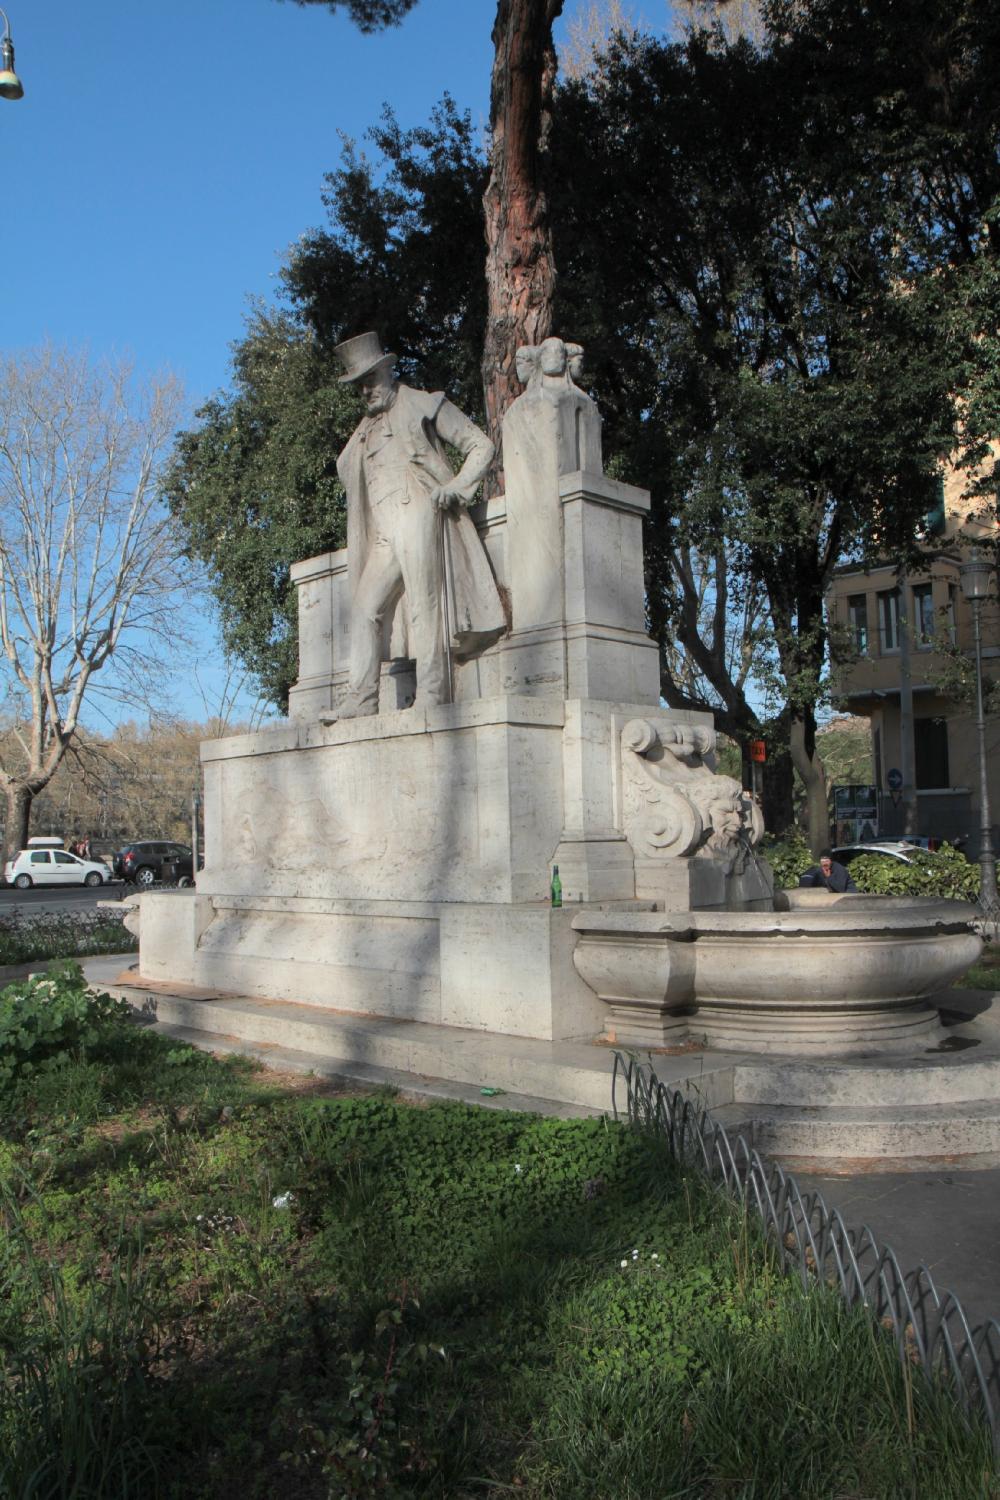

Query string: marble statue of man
332 333 506 717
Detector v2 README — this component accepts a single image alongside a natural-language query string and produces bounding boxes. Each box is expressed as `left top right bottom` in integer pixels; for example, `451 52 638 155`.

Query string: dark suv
114 841 193 888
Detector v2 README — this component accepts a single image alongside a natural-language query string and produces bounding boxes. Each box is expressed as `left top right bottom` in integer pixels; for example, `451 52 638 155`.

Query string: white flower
650 1253 658 1260
272 1192 293 1209
620 1259 628 1269
632 1249 639 1259
514 1164 523 1174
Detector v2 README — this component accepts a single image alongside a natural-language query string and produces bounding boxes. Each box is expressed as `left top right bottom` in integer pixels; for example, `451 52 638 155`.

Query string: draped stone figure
502 337 603 631
332 333 506 717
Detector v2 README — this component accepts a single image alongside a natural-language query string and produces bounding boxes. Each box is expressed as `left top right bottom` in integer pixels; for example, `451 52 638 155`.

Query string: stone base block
688 1000 945 1056
633 855 774 911
137 891 610 1042
551 834 636 903
602 1004 691 1049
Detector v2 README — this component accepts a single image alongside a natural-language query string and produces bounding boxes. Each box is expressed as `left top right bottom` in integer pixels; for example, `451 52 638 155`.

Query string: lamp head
959 554 995 603
0 17 22 100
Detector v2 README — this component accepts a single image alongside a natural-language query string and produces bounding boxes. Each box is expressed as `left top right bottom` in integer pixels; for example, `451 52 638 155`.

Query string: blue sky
1 0 498 723
4 0 499 405
3 1 669 726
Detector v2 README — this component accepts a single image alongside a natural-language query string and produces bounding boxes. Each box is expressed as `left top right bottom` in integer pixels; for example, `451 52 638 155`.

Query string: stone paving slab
793 1164 1000 1334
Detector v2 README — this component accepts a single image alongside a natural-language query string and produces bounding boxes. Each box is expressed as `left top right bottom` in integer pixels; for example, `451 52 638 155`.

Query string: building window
946 583 958 645
912 583 934 648
847 594 868 654
915 718 949 789
877 589 900 653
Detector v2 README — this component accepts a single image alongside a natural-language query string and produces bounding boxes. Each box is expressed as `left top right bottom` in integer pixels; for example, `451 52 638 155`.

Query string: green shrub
849 843 980 900
763 832 980 901
0 907 138 965
760 830 814 888
0 962 131 1087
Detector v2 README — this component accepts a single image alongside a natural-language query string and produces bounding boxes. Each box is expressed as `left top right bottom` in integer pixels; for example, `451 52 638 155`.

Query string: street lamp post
959 556 998 925
0 9 23 100
191 785 202 879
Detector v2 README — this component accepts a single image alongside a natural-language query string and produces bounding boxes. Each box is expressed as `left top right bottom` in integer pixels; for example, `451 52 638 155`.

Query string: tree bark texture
760 741 795 836
482 0 564 478
789 709 831 855
3 783 32 875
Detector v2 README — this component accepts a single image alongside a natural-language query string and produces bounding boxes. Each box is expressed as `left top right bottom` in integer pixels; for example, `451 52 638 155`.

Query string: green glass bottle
550 864 562 908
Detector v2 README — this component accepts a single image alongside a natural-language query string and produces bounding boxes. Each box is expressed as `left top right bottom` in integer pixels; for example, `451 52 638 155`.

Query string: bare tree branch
0 345 188 867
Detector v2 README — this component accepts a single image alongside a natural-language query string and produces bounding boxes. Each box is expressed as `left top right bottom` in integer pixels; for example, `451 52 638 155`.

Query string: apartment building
826 472 999 850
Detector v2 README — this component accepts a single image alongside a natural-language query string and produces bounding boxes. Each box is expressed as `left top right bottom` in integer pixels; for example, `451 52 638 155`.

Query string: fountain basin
572 893 983 1056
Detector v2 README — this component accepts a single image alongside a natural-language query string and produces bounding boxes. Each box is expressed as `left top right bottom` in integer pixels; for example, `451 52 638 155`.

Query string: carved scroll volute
621 720 703 860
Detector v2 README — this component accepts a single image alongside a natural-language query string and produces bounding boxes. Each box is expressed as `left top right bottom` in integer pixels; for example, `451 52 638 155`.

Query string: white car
831 841 934 867
4 843 113 888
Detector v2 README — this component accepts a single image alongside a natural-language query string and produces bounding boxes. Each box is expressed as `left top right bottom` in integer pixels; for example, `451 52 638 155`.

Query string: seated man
798 848 857 893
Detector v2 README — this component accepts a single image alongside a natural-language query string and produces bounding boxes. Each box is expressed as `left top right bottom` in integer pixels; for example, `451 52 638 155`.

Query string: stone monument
137 335 772 1044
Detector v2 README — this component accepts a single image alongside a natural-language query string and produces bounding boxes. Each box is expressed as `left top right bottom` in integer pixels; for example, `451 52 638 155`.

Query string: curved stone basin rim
570 895 983 1056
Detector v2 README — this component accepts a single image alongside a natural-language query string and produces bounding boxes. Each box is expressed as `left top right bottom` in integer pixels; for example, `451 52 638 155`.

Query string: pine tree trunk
482 0 564 481
3 783 32 879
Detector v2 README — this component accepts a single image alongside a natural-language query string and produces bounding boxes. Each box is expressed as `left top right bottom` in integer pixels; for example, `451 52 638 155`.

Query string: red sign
749 739 767 764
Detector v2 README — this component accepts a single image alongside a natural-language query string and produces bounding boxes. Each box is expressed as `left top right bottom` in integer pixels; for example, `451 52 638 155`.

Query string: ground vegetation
0 977 994 1497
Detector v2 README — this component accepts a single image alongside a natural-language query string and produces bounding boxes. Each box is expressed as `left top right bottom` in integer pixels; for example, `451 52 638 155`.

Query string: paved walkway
795 1163 1000 1331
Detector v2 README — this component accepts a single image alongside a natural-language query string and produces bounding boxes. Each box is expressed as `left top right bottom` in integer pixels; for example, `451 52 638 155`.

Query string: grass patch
953 943 1000 992
0 905 137 966
0 983 995 1498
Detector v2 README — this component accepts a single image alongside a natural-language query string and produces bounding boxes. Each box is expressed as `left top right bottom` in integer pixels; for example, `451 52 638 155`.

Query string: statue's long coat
337 385 505 659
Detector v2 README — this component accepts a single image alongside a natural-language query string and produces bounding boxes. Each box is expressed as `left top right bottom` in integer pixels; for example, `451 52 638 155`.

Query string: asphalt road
0 882 127 915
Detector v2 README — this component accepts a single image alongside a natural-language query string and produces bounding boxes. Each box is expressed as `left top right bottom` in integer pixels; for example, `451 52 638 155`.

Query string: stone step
107 975 738 1115
711 1099 1000 1169
733 1050 1000 1109
93 958 1000 1172
150 1024 604 1118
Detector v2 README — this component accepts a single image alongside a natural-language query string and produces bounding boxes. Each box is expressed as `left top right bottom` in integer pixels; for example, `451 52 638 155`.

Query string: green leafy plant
0 1175 161 1498
280 1293 444 1499
0 907 137 965
0 962 131 1087
956 944 1000 992
0 1055 994 1498
761 830 815 888
849 845 980 901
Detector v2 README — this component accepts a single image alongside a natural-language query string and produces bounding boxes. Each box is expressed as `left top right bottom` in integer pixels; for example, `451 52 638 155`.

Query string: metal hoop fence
612 1050 1000 1453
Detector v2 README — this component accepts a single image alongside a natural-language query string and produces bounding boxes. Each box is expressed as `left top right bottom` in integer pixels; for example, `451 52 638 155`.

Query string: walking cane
438 500 455 704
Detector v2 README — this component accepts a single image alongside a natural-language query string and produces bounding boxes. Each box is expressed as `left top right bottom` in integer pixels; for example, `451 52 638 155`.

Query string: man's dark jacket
798 861 857 893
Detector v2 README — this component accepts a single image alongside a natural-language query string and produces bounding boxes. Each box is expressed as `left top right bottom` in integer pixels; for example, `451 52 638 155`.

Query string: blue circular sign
887 768 903 791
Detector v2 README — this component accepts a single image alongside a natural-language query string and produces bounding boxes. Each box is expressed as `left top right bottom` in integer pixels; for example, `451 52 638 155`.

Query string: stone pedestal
142 338 784 1050
499 470 660 705
141 695 708 1040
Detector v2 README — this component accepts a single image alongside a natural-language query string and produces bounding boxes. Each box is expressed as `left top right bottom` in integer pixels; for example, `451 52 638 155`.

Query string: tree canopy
173 0 1000 836
279 0 419 32
163 309 353 711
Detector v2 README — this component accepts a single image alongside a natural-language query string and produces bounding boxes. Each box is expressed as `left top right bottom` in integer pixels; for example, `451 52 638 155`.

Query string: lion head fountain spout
619 718 771 912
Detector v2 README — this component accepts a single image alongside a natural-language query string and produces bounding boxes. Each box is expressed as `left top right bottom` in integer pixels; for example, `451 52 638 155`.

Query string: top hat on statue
334 332 397 384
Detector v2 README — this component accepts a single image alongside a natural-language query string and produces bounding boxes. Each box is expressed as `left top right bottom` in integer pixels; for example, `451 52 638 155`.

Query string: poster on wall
833 784 878 844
